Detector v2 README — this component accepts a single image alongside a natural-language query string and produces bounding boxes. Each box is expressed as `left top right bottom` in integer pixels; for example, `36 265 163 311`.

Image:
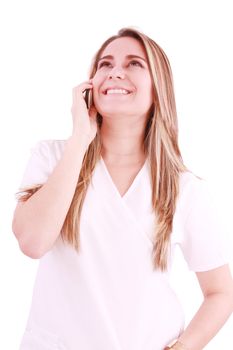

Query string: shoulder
177 170 213 215
33 139 67 155
19 140 66 188
179 170 209 198
32 139 67 163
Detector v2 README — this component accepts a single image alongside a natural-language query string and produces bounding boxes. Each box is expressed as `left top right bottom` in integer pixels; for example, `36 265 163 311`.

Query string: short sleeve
178 176 232 272
19 141 52 189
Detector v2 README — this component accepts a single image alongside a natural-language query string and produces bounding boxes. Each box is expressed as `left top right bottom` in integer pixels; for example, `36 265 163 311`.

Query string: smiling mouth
104 88 132 95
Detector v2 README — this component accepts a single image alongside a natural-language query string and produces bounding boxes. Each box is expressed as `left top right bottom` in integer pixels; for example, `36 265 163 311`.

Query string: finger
72 82 93 101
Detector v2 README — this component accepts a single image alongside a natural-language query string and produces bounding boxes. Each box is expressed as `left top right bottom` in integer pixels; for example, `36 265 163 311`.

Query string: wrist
165 339 190 350
68 134 89 151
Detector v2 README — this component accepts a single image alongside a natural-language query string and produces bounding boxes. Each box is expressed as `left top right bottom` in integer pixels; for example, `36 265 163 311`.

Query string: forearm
175 292 233 350
12 135 88 258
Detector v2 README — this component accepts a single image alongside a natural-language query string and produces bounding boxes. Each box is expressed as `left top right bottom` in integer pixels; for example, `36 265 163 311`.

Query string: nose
108 66 125 79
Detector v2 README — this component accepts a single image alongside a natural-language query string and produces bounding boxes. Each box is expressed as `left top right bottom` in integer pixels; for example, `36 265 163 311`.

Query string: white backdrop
0 0 232 349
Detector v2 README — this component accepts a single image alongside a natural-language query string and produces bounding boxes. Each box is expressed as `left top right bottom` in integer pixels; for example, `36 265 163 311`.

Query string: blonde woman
12 27 233 350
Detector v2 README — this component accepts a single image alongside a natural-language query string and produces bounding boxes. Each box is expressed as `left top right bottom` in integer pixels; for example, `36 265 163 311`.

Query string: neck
99 117 146 166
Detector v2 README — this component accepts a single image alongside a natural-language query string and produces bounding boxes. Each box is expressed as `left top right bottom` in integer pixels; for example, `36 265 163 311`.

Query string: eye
98 61 112 69
129 60 143 67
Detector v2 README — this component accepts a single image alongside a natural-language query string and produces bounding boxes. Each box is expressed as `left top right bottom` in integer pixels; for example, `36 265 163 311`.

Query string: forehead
101 37 147 59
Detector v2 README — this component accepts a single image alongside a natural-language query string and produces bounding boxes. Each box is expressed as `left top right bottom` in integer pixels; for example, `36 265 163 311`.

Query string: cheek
91 74 102 100
92 70 106 84
143 78 153 100
148 85 154 101
92 74 99 87
92 73 106 95
139 79 153 101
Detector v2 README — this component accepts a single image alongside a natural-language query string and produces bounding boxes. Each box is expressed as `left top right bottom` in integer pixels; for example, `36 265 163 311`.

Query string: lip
102 86 133 95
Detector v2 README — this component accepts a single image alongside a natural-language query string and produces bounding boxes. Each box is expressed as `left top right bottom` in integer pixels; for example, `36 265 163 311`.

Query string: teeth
106 89 129 95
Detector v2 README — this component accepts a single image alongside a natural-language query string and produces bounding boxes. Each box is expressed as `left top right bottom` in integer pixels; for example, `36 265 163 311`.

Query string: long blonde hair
18 27 188 271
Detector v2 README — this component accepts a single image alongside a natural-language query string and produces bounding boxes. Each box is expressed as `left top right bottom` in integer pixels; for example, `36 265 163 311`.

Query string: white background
0 0 232 349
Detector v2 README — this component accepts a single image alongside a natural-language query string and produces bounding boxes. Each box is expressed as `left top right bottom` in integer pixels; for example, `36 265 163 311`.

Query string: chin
100 109 135 118
97 105 128 117
96 100 151 119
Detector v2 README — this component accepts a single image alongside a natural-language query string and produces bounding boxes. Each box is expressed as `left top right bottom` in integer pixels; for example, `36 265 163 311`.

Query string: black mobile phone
84 88 93 109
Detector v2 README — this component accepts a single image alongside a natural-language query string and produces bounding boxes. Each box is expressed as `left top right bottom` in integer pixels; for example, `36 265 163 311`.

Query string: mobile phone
84 88 93 109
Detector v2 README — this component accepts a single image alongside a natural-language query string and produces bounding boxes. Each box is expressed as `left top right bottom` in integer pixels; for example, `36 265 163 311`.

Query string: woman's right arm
12 81 97 258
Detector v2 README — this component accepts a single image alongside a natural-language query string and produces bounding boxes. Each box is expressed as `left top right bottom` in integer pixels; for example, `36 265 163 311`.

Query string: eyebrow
97 54 147 63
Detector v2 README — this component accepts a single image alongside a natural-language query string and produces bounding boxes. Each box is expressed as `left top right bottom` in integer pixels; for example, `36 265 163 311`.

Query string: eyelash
98 60 143 69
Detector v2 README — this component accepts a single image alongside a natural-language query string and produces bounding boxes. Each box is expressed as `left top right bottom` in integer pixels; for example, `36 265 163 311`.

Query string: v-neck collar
100 156 148 200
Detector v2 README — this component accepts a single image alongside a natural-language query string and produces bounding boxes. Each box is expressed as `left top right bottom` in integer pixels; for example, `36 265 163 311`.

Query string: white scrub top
18 140 231 350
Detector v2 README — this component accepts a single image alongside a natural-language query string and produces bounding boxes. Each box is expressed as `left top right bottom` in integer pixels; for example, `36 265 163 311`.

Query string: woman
12 27 233 350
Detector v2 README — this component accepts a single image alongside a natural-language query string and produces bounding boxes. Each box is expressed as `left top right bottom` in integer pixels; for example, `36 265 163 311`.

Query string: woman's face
92 37 153 119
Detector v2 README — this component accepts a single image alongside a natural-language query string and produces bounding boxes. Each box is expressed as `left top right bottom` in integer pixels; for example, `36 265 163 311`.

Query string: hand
71 81 98 146
164 341 189 350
